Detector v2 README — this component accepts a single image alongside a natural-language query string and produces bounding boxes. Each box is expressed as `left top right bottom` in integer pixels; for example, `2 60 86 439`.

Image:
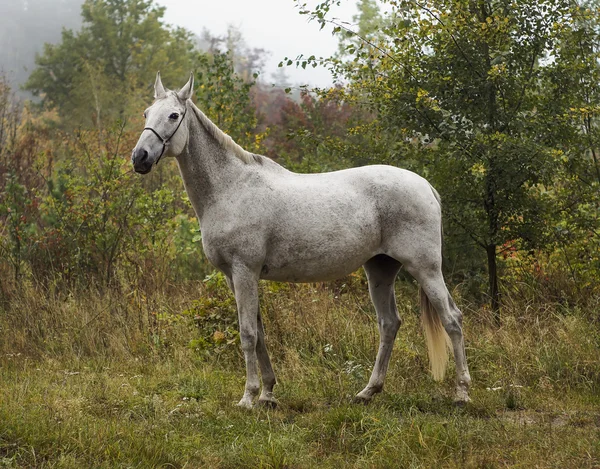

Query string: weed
1 280 599 467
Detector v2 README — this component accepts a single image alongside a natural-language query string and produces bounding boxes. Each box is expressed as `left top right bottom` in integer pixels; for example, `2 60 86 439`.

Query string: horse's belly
260 256 370 282
260 232 379 282
258 195 381 282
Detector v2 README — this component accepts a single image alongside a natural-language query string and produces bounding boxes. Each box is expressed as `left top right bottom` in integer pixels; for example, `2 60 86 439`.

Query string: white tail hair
420 287 451 381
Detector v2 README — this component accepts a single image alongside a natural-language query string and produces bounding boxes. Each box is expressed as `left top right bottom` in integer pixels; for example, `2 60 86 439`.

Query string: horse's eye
169 112 179 120
143 112 147 118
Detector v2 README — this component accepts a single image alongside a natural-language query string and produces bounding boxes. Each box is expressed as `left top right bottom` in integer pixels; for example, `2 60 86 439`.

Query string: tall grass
1 273 599 467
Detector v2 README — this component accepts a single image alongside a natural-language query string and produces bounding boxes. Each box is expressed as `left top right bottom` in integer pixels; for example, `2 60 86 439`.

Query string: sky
156 0 359 87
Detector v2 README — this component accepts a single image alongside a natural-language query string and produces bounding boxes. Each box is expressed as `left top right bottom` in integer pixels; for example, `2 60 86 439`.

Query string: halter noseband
143 106 188 166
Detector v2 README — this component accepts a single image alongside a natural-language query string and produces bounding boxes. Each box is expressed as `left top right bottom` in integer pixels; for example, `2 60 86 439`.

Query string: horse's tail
421 183 450 381
420 287 450 381
429 183 442 207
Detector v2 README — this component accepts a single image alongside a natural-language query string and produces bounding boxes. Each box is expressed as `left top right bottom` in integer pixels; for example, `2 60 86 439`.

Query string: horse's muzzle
132 147 153 174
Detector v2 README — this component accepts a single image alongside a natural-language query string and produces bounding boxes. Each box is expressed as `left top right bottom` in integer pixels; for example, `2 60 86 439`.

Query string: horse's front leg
231 264 261 408
226 273 277 408
256 311 277 407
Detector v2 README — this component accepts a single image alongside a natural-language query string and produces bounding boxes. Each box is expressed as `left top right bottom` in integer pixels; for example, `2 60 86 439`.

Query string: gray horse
132 72 471 408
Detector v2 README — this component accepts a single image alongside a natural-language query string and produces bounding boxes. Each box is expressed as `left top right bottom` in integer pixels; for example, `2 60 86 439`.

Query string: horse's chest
200 231 234 270
200 224 266 273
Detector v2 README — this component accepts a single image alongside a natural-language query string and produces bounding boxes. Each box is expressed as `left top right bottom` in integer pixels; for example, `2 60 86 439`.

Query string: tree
337 0 383 57
195 51 265 153
536 1 600 292
25 0 196 128
200 26 269 83
0 0 83 93
302 0 592 319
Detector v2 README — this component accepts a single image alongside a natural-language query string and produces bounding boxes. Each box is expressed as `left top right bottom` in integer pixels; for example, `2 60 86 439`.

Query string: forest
0 0 599 467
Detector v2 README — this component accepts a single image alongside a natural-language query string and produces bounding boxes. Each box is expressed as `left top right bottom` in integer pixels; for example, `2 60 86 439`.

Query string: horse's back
277 164 441 233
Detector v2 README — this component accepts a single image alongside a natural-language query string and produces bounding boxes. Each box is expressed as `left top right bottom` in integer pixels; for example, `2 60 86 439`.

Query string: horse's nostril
133 148 149 165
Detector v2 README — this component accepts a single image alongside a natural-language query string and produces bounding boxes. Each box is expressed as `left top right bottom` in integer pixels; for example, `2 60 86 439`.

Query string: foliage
0 78 43 283
200 25 269 83
336 0 384 58
0 175 37 282
0 76 21 152
298 0 600 317
537 2 600 294
195 51 266 152
0 111 207 289
261 85 392 175
183 271 240 356
24 0 195 128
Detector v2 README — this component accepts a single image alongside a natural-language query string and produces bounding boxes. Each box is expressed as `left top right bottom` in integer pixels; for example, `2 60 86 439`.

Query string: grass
1 277 599 468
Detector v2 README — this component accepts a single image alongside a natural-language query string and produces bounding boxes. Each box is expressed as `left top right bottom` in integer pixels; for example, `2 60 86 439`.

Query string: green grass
1 280 599 468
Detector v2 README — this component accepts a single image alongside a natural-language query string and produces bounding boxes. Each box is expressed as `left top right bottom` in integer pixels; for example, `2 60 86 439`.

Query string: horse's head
131 72 194 174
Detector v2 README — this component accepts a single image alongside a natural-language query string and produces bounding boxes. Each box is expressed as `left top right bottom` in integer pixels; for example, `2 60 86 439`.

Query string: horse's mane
188 99 260 165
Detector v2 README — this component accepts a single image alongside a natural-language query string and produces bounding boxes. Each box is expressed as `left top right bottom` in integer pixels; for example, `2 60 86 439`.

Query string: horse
131 72 471 408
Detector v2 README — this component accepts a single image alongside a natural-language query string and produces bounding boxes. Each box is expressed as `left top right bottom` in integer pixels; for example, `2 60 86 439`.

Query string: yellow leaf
213 331 226 344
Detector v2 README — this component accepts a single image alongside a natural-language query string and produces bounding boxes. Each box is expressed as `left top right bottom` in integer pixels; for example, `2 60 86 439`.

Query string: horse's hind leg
355 254 402 403
407 264 471 403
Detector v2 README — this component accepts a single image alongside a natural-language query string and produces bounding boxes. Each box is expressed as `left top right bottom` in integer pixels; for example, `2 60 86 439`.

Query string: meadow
1 274 599 468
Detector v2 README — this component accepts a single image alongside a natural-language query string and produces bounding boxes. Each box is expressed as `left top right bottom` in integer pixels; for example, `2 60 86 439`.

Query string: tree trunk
486 243 500 324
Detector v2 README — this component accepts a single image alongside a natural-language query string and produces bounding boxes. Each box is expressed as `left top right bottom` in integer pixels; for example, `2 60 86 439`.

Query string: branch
447 212 487 249
326 18 419 82
303 4 480 160
500 43 540 132
413 0 483 79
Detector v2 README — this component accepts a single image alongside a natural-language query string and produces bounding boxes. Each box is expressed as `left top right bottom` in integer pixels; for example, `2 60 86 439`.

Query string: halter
143 107 188 166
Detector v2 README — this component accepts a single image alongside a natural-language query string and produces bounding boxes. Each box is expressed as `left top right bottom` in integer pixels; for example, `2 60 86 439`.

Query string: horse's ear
177 72 194 101
154 71 166 99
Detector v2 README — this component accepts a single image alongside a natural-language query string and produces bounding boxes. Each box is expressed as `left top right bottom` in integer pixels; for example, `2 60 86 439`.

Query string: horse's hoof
236 398 254 409
353 393 373 405
258 397 278 409
454 393 471 407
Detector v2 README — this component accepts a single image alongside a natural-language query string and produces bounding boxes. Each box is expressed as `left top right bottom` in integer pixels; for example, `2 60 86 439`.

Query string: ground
1 279 599 468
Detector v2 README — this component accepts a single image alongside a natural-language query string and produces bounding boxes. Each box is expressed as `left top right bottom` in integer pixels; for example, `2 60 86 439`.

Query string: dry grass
1 276 599 468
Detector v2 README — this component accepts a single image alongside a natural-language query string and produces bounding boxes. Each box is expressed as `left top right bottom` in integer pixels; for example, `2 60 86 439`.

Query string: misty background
0 0 357 94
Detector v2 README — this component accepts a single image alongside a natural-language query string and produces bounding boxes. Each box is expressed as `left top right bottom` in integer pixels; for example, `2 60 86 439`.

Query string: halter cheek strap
143 107 188 166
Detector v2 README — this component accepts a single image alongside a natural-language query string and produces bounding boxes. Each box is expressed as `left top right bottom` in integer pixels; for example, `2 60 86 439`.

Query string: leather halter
143 107 188 166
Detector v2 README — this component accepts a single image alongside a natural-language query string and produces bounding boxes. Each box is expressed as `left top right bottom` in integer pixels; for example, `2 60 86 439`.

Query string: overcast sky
156 0 358 87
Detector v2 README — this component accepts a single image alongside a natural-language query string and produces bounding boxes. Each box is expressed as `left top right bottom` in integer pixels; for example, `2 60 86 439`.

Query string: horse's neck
176 108 243 220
